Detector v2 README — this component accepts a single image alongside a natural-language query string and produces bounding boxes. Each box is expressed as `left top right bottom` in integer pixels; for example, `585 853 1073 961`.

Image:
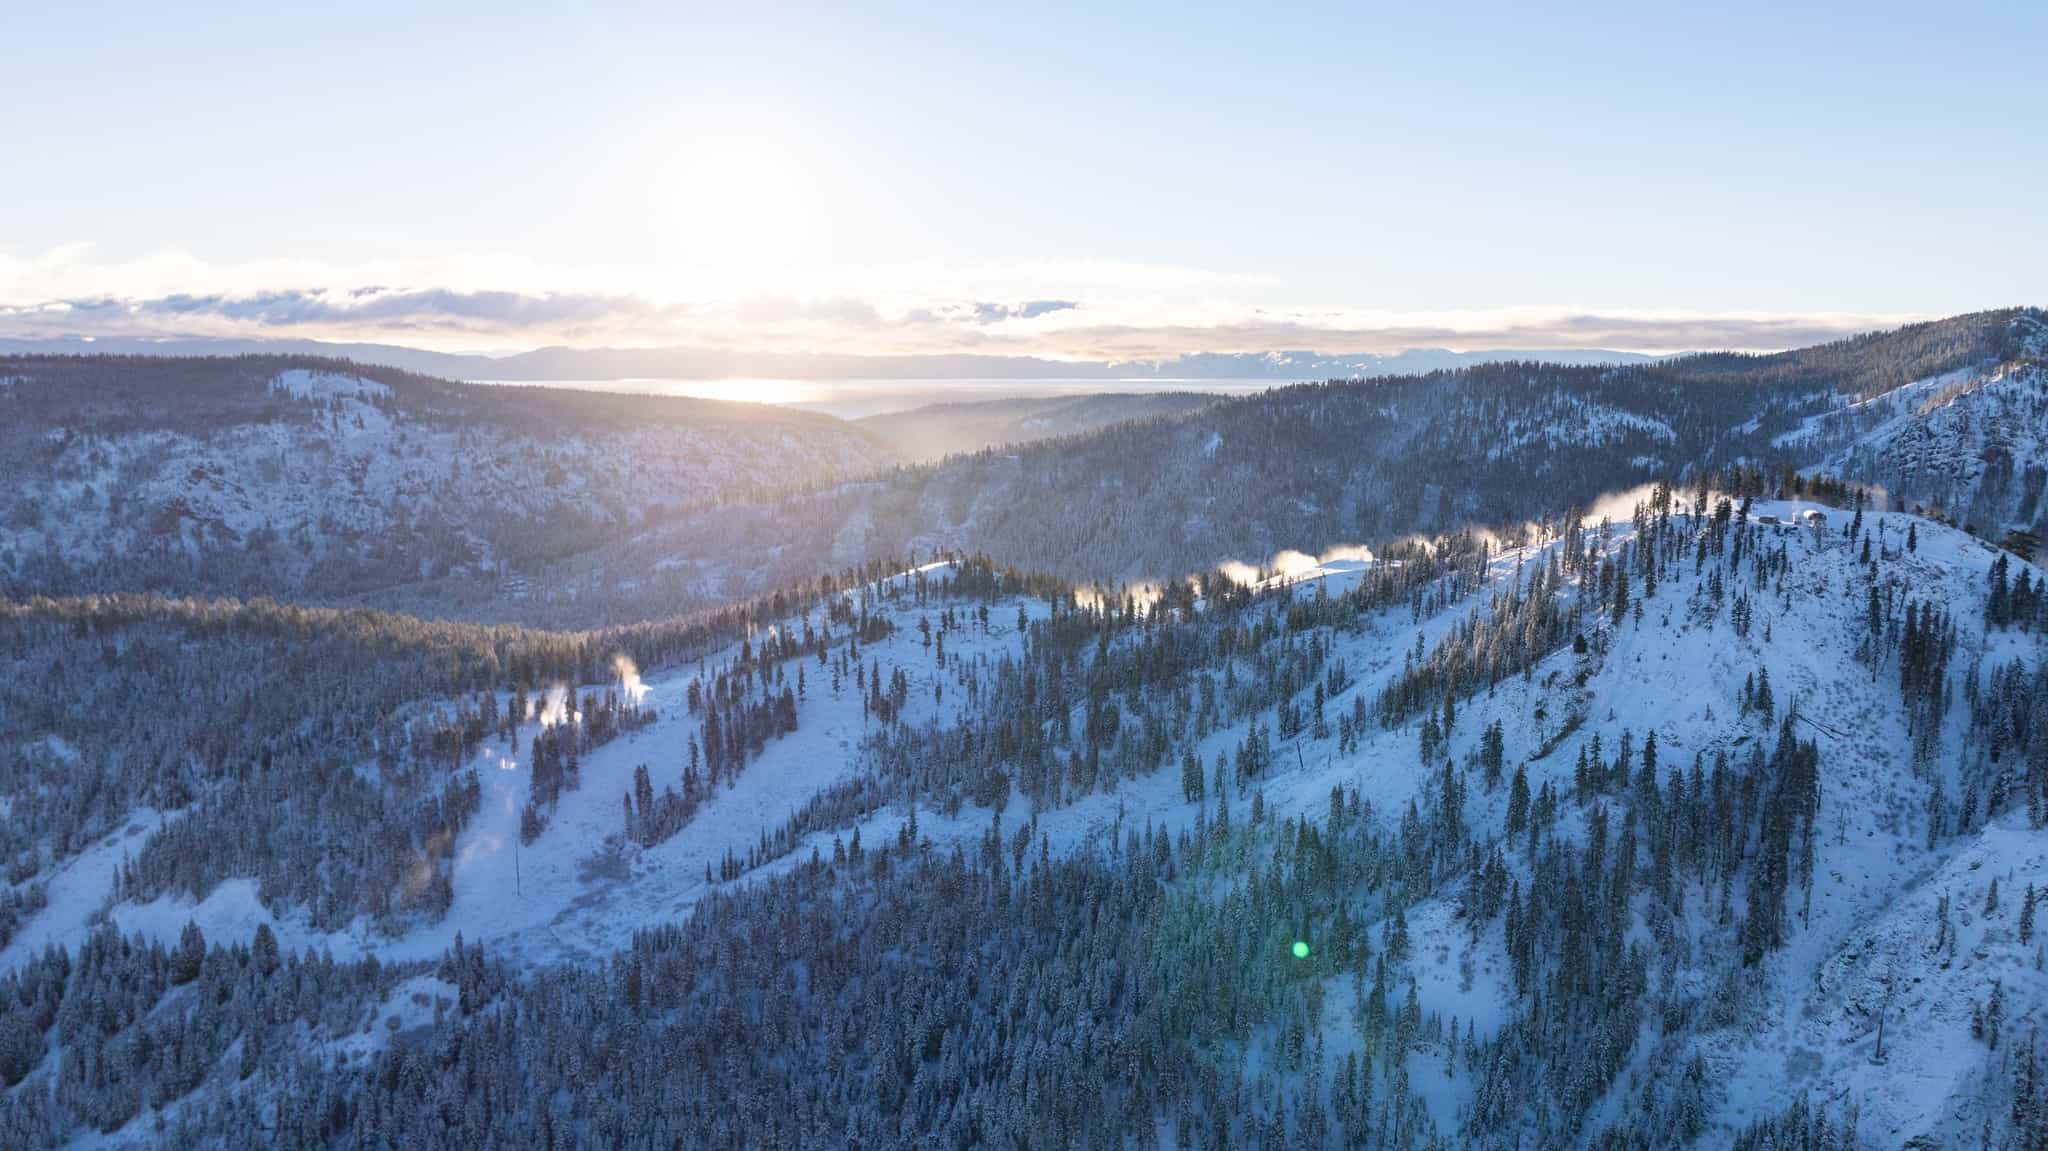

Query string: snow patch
270 369 392 402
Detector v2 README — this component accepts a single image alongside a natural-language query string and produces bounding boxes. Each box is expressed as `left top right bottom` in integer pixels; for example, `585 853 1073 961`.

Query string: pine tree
252 922 280 976
1481 721 1506 790
1181 748 1205 804
1986 979 2004 1050
171 921 205 984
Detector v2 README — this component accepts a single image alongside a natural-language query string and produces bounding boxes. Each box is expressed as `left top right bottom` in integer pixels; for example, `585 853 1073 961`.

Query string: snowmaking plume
538 684 571 728
613 655 649 707
1073 580 1172 614
1215 543 1378 590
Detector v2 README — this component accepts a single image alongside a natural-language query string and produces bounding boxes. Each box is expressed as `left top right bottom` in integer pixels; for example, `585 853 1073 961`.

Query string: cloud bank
0 247 1922 360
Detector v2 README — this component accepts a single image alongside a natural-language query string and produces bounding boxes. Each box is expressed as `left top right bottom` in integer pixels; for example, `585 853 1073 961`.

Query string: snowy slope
8 494 2042 1147
20 565 1055 971
0 364 890 597
1235 502 2048 1145
378 499 2036 1143
1781 318 2048 538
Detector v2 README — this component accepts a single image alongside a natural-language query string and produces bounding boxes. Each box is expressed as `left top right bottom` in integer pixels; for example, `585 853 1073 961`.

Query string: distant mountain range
0 335 1658 382
6 308 2038 628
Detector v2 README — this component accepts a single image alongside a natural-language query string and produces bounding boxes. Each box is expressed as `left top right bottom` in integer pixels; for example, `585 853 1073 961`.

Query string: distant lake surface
470 376 1286 419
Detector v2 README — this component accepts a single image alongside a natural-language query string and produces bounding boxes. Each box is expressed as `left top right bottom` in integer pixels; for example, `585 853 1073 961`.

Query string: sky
3 0 2043 361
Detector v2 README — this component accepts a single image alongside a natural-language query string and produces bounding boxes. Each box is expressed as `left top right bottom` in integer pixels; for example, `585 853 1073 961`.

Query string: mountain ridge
0 335 1661 381
3 309 2041 629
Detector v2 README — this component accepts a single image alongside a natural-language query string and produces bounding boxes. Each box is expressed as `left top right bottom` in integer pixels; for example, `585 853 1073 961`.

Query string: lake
471 376 1286 419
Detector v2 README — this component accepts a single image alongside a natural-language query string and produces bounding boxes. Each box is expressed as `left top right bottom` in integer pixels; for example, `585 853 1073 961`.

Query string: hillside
3 482 2043 1147
6 311 2038 631
855 390 1219 459
0 356 891 602
1777 311 2048 541
0 358 1249 620
435 309 2042 627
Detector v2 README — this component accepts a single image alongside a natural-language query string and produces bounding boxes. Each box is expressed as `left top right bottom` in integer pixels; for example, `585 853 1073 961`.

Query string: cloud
0 246 1925 359
729 295 885 328
2 287 664 344
1021 311 1904 360
970 299 1079 324
894 299 1081 328
160 287 656 327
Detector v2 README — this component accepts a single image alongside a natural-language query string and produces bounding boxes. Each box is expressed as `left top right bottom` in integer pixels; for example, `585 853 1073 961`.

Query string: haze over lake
474 376 1282 418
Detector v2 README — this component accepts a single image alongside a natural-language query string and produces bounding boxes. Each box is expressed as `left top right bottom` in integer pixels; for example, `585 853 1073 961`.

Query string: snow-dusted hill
0 358 890 602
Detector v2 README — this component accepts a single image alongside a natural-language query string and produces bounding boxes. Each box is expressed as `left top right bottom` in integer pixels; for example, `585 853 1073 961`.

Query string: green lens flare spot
1291 940 1310 959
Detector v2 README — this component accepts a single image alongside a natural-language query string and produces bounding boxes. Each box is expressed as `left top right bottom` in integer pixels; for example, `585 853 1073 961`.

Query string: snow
1483 390 1676 463
0 806 364 974
111 878 356 963
323 975 457 1064
1778 359 2048 532
1772 365 1981 450
1 809 165 976
1714 812 2047 1147
1406 900 1513 1039
53 568 1062 971
271 369 392 402
0 369 887 582
923 495 2044 1145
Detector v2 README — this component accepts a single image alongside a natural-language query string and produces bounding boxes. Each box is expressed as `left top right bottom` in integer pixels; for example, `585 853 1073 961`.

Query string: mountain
2 492 2042 1148
436 309 2042 627
0 336 509 379
8 311 2035 629
1774 310 2048 541
0 356 1285 614
0 335 1659 382
0 355 890 605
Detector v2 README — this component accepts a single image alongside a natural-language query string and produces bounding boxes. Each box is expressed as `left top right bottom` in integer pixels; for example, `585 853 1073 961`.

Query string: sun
662 124 811 277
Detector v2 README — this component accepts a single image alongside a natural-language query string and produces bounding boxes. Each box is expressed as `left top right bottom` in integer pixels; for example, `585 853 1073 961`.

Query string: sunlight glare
674 378 812 406
663 123 811 278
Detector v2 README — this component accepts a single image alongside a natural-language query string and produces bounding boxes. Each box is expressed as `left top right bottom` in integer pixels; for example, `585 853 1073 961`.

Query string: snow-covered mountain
7 311 2040 630
0 357 891 601
409 310 2036 629
1779 312 2048 543
4 483 2042 1147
